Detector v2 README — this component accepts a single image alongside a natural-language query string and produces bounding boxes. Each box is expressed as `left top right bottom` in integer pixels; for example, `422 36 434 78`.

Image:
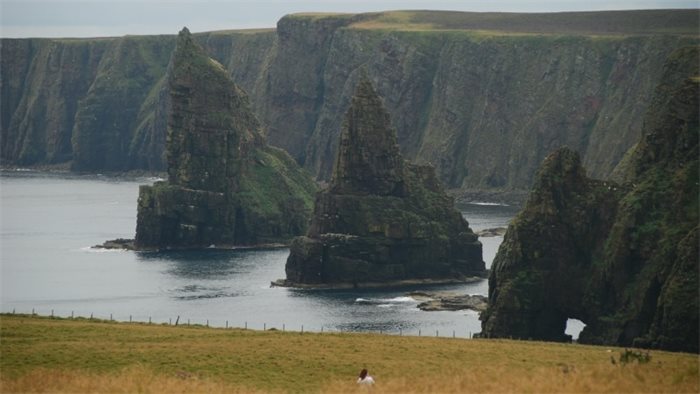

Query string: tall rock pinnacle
330 75 405 196
283 75 484 286
134 27 316 249
167 27 261 193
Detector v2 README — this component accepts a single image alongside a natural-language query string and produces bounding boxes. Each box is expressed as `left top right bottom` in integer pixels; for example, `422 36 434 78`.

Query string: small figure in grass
357 368 375 386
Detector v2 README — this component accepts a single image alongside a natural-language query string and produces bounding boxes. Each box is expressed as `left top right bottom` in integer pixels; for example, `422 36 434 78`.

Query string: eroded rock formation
283 75 484 286
134 28 316 249
480 47 699 353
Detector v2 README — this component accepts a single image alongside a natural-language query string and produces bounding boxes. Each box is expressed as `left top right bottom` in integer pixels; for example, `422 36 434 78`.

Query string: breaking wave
355 296 416 305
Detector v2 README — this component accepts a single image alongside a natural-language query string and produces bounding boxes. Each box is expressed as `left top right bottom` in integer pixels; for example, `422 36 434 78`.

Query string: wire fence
3 308 478 339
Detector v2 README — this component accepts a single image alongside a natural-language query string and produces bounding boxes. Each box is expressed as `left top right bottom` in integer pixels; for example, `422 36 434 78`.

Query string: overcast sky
1 0 698 38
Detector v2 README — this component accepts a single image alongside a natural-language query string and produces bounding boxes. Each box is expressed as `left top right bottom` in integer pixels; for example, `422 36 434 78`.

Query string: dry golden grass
0 365 271 394
1 315 698 393
321 364 700 393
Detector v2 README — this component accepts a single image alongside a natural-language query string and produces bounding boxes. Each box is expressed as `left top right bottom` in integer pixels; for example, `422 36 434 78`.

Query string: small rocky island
279 75 485 287
409 291 488 313
131 28 317 250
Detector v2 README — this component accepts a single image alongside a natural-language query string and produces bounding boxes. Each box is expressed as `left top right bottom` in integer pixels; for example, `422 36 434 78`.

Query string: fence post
71 311 74 319
226 320 228 329
436 330 439 337
245 321 247 330
130 315 132 323
90 313 93 319
453 330 455 338
149 317 151 324
110 313 112 321
32 308 35 315
175 316 180 326
419 329 421 337
301 325 304 333
283 324 285 332
206 320 209 327
51 309 54 317
264 323 266 331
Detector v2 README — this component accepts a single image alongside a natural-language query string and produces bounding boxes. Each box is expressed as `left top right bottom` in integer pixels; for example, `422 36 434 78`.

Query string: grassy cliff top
1 314 698 393
200 28 276 36
4 9 696 42
290 9 700 36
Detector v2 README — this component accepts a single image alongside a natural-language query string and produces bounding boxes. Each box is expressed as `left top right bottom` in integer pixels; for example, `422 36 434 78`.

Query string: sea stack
480 47 699 353
134 28 317 249
283 74 484 286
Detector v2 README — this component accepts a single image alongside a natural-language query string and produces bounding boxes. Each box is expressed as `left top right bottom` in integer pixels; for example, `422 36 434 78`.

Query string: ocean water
2 171 578 339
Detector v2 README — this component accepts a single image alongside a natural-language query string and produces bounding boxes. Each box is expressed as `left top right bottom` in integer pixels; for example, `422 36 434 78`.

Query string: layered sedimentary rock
2 11 697 201
283 76 484 285
480 47 699 353
134 28 316 249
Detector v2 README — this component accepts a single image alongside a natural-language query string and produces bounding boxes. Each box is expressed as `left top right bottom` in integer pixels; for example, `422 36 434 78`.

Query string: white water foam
468 201 510 207
78 246 126 253
386 296 416 303
355 296 416 304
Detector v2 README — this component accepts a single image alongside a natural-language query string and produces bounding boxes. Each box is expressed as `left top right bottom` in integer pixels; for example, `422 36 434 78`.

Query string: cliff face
2 10 697 198
1 38 110 165
480 47 699 353
71 36 174 171
0 31 274 171
284 76 483 285
256 10 698 196
134 28 316 249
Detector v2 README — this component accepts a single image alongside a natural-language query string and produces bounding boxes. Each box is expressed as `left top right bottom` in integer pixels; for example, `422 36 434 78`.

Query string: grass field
1 314 698 393
346 10 700 36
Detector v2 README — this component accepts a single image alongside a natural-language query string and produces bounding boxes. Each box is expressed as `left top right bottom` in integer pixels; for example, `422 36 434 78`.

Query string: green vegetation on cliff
348 9 700 35
481 46 699 353
71 35 174 171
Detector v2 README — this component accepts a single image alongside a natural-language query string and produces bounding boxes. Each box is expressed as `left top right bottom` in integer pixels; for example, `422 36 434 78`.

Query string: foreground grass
1 315 697 393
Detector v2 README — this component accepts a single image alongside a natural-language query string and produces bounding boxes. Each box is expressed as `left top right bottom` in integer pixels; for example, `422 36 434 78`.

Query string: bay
1 170 518 337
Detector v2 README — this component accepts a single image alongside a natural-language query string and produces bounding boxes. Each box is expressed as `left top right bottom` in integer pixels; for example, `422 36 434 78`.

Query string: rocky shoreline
94 239 288 252
271 276 484 290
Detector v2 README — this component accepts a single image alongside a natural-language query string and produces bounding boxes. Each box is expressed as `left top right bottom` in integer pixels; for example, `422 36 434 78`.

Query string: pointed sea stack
282 75 484 287
134 28 317 249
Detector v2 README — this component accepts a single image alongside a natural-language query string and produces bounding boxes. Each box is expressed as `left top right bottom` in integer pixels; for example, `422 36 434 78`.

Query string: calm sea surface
2 171 581 338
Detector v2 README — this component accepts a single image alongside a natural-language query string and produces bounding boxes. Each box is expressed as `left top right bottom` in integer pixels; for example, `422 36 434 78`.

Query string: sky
1 0 698 38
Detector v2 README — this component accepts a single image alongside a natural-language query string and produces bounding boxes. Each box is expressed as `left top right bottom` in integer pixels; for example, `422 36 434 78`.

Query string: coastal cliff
283 75 484 286
480 47 699 353
134 28 316 249
2 10 698 199
1 31 274 172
